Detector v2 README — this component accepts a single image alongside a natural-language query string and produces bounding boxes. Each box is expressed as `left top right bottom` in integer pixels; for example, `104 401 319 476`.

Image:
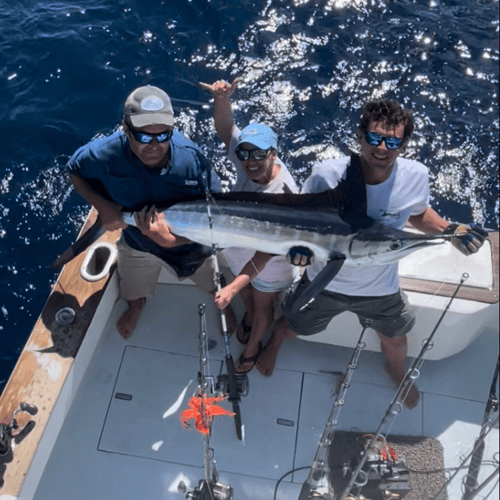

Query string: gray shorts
282 275 416 339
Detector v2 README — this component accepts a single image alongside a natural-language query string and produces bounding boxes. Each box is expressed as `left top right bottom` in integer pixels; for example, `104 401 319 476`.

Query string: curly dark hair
357 99 414 145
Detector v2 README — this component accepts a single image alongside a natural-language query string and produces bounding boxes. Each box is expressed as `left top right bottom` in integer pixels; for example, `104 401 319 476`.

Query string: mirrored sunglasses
129 126 173 144
365 131 404 150
235 147 270 161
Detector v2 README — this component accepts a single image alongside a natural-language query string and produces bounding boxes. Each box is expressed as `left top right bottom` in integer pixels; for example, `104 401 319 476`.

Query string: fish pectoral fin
292 254 346 313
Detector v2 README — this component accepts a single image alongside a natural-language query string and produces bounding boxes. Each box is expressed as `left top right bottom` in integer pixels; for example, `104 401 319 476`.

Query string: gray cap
124 86 174 127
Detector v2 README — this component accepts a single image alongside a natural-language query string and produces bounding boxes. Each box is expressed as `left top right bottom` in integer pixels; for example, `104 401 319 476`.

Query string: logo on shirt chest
185 180 198 186
378 209 401 220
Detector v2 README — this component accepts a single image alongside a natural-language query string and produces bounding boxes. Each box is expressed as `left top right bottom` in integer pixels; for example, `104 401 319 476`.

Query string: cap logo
244 127 258 135
140 96 164 111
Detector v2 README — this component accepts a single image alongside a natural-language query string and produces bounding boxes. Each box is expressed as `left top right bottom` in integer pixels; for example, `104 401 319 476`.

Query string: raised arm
70 173 127 231
199 79 238 148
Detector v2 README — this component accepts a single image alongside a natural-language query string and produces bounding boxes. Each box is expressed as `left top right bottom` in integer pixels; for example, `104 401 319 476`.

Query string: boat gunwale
0 209 120 498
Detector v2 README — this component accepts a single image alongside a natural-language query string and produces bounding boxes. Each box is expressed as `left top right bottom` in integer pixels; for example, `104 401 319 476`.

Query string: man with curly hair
256 99 486 409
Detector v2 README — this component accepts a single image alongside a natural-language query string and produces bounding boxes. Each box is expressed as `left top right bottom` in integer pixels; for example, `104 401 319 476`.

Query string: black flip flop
236 312 252 345
235 342 263 374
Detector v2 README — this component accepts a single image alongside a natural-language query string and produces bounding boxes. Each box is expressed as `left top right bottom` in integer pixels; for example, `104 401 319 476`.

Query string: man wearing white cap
200 78 299 374
68 85 235 338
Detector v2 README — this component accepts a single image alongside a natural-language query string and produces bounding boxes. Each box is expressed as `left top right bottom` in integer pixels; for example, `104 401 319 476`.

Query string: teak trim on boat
0 209 120 497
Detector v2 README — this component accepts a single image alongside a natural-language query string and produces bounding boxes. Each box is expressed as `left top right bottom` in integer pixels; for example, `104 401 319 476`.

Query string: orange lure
180 395 235 434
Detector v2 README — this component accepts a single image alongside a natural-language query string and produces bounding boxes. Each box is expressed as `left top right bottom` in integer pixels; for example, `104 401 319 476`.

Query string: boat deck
28 277 499 500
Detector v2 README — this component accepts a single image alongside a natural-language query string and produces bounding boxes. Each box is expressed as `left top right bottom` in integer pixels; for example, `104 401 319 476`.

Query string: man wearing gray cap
67 85 235 338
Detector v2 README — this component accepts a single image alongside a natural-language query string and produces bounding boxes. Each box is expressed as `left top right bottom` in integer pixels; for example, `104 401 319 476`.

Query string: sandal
235 342 263 374
236 312 252 345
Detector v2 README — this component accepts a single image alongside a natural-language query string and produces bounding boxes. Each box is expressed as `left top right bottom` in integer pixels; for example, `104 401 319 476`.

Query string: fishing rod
205 188 246 441
463 354 499 499
428 413 499 500
462 456 500 500
429 355 499 500
298 320 372 500
178 304 234 500
338 273 470 500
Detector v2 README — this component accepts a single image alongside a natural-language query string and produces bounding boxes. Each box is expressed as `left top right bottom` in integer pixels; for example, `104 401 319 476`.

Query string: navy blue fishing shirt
67 130 221 277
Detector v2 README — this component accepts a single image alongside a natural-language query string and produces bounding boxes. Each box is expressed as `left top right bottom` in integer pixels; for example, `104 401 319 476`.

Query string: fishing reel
342 435 410 499
0 402 38 456
195 370 249 400
178 479 233 500
216 372 249 399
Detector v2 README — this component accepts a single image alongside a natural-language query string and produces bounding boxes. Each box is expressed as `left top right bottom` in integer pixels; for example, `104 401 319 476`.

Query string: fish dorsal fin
126 190 341 213
212 189 343 212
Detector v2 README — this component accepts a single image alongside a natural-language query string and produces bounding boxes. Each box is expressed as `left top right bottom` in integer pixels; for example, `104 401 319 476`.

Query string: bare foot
256 336 282 377
117 297 146 339
256 317 295 377
384 363 420 410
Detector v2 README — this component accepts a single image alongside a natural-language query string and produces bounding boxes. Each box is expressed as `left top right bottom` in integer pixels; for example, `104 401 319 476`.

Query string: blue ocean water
0 0 498 393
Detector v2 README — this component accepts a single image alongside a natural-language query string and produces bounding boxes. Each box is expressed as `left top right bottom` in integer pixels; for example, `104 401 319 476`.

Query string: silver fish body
123 198 446 266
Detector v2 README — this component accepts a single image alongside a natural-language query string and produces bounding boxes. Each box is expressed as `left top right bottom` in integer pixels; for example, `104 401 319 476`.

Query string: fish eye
390 240 403 250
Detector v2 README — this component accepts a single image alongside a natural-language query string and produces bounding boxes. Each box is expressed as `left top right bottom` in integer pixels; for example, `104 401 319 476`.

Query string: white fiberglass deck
31 281 499 500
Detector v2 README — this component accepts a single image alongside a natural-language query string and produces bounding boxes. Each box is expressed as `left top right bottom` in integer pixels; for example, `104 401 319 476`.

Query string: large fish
120 191 449 310
51 191 450 309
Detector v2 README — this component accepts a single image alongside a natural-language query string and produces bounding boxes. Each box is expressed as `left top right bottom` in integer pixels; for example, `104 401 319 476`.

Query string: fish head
349 223 447 265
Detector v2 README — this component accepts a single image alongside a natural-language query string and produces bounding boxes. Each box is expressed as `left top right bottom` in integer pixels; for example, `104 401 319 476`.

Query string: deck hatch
98 346 303 480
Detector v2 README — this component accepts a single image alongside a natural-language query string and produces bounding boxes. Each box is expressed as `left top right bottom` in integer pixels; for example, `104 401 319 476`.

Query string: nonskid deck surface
33 283 499 500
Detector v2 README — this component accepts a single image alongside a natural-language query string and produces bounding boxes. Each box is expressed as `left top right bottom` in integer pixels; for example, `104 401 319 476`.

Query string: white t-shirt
224 126 299 283
303 156 430 296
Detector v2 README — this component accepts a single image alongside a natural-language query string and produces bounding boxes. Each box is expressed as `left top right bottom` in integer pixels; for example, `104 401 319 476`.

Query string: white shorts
223 247 299 294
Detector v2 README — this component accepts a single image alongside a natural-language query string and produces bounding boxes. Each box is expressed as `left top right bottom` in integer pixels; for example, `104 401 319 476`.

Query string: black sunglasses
365 131 404 150
128 125 173 144
235 147 270 161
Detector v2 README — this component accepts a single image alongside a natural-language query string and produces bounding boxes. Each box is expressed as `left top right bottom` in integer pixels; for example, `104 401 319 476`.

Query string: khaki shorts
116 236 233 301
282 275 416 339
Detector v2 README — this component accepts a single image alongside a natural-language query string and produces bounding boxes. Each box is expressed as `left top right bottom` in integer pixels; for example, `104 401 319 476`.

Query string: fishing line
338 272 470 500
